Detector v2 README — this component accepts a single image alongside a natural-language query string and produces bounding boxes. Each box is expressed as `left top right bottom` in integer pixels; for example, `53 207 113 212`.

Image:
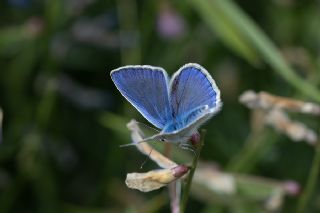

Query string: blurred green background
0 0 320 212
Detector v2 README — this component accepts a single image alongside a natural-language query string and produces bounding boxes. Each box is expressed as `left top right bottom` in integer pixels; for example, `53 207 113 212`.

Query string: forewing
169 63 221 118
111 65 172 129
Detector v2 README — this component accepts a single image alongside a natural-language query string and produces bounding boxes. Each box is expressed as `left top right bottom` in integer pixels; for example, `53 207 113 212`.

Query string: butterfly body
110 63 222 146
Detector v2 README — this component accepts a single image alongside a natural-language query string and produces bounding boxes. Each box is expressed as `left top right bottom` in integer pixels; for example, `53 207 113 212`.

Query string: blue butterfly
110 63 222 148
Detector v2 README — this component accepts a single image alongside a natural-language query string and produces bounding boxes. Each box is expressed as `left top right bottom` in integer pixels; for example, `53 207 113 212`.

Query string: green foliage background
0 0 319 212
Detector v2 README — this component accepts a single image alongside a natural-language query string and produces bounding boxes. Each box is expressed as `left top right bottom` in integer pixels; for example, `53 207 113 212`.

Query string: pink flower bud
190 132 201 146
172 165 189 178
283 180 300 196
157 7 186 40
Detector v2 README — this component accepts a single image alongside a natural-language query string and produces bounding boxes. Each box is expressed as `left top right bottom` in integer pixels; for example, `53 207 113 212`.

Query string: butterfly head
159 138 167 142
149 131 194 144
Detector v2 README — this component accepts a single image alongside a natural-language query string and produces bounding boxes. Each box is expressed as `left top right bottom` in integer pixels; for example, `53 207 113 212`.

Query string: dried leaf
126 165 189 192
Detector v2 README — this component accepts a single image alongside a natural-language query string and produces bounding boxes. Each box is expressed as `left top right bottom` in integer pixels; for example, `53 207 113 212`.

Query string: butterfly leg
179 142 194 150
179 143 197 156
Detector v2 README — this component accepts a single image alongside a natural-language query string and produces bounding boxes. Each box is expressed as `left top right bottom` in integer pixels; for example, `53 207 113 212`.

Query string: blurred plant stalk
240 90 319 145
116 0 141 65
228 90 319 172
297 142 320 213
0 108 2 144
240 91 320 116
191 0 320 102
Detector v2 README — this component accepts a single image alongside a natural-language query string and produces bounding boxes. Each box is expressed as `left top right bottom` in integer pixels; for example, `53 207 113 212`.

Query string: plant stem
179 130 206 213
169 181 181 213
297 142 320 213
165 143 180 213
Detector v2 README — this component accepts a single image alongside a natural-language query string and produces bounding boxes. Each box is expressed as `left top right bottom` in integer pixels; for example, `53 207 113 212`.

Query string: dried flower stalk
265 109 317 144
240 90 318 145
125 120 188 192
127 120 178 169
240 90 320 115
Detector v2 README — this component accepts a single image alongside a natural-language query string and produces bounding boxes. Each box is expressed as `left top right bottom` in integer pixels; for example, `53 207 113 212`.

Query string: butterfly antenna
140 148 153 169
119 135 158 148
119 140 147 148
135 121 160 133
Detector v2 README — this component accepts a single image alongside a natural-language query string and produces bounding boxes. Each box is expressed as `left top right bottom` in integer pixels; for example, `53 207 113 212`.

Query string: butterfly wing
111 65 172 129
144 105 218 143
164 107 217 143
162 105 211 133
169 63 221 122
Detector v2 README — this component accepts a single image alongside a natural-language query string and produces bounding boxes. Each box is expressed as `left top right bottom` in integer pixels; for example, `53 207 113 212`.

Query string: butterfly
110 63 222 149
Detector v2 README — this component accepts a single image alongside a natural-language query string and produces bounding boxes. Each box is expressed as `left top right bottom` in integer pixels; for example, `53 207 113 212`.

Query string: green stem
297 142 320 213
180 130 206 213
226 128 278 172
